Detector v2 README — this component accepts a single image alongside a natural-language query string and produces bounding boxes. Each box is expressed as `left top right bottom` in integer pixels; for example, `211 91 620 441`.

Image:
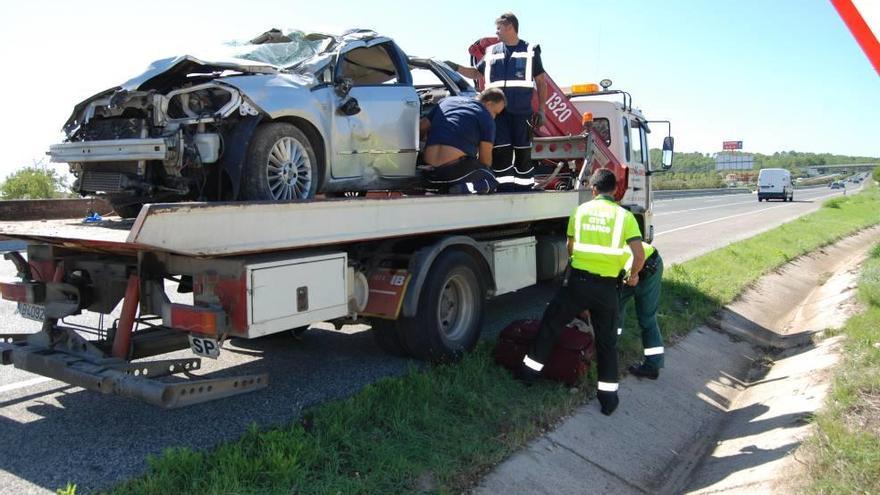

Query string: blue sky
1 0 877 180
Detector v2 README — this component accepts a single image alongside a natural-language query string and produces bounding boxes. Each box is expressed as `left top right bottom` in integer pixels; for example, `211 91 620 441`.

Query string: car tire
370 319 410 357
108 201 144 219
242 123 320 201
397 250 485 362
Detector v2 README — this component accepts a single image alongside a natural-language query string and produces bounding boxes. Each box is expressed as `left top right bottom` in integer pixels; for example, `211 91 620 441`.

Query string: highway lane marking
0 376 52 394
655 190 832 216
657 198 761 215
655 191 843 237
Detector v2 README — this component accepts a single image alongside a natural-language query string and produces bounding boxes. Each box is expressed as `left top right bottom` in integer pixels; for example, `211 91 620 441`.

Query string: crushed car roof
120 28 391 90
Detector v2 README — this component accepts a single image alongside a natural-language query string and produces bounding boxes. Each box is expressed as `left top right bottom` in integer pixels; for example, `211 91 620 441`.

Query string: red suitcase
494 319 596 386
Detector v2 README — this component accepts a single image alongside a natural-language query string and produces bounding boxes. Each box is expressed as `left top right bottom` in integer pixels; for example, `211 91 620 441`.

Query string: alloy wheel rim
267 136 312 200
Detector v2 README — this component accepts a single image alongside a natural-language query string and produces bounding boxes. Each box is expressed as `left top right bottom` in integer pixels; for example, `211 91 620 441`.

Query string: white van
757 168 793 202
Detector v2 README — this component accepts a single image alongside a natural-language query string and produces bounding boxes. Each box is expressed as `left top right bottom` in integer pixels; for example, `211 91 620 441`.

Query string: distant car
757 168 793 202
48 29 476 217
829 181 844 189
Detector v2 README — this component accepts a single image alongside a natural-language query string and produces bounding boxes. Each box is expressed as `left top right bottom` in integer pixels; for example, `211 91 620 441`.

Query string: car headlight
164 83 240 121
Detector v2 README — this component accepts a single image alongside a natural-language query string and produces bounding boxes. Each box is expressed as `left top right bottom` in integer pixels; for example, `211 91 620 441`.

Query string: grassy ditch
803 242 880 494
98 185 880 495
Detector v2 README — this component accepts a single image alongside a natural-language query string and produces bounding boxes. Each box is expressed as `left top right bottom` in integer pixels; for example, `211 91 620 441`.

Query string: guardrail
654 188 750 199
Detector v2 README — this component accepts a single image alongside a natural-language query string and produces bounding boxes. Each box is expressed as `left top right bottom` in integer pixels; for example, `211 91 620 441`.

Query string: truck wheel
370 319 410 357
398 250 485 362
242 123 320 201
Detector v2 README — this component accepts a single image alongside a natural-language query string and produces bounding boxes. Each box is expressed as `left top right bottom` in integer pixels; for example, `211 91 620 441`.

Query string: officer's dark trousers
530 269 619 387
492 110 535 192
618 253 665 370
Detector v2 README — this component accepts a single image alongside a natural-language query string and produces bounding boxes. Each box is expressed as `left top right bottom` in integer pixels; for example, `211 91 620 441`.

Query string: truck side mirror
661 136 674 170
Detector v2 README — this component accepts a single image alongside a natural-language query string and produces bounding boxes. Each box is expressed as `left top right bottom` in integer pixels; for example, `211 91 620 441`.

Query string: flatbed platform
0 191 586 257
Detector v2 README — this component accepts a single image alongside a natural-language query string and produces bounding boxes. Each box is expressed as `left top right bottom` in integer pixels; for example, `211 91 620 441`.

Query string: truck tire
370 319 410 357
398 250 485 362
242 123 320 201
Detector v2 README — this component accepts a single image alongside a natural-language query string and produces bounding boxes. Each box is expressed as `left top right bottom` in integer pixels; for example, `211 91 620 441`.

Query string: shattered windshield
221 29 335 69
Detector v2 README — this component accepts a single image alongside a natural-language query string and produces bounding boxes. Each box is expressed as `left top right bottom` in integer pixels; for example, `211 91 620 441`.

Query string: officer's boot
597 391 619 416
628 362 660 380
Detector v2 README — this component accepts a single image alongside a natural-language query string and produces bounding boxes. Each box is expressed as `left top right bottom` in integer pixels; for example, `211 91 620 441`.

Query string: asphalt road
652 185 853 264
0 184 860 494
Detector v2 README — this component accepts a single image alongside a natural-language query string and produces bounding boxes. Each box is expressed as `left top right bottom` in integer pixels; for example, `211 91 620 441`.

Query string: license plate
188 335 221 359
17 302 45 322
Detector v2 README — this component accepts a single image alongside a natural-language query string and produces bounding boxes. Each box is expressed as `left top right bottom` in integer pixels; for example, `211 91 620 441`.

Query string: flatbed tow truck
0 84 673 408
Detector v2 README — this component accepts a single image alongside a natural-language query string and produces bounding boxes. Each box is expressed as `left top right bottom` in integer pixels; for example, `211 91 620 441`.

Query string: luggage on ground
494 318 596 385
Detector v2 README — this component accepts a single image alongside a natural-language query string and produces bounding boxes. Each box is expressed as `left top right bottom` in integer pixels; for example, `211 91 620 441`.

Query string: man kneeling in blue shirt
420 88 506 194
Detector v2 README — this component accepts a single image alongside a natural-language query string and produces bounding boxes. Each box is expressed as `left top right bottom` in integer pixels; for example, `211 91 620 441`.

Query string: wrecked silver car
49 29 475 217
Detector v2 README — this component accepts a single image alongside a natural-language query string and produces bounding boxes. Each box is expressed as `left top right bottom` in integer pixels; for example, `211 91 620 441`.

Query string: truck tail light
0 282 45 303
165 304 227 335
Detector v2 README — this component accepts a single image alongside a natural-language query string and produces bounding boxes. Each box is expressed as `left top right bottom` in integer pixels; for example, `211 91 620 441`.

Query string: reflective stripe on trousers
597 381 618 392
523 355 544 371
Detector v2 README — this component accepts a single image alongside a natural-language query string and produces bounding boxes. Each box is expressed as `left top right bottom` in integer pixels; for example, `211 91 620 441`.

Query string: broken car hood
120 54 280 91
61 55 318 136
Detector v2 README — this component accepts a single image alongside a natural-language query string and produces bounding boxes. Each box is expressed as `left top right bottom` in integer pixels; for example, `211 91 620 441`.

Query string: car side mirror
333 77 360 116
661 136 674 170
334 77 353 98
337 96 361 116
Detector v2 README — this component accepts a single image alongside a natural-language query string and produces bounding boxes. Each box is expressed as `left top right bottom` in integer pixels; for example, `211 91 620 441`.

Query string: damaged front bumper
49 138 170 163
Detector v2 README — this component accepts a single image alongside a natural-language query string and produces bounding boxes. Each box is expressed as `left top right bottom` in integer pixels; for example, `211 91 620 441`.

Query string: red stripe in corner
831 0 880 74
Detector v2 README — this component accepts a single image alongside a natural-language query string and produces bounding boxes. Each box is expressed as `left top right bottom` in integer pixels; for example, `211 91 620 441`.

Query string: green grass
114 357 579 495
619 183 880 362
93 184 880 495
804 240 880 494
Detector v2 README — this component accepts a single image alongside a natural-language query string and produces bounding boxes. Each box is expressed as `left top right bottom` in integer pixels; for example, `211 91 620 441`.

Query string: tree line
648 149 878 190
648 149 878 176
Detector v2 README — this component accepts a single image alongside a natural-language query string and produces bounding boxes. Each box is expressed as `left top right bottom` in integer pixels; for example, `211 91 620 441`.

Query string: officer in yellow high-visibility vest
519 168 645 416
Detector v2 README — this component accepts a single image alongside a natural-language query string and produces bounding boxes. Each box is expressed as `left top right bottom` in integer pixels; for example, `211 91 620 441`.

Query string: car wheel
397 250 485 362
242 123 320 201
108 200 143 219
